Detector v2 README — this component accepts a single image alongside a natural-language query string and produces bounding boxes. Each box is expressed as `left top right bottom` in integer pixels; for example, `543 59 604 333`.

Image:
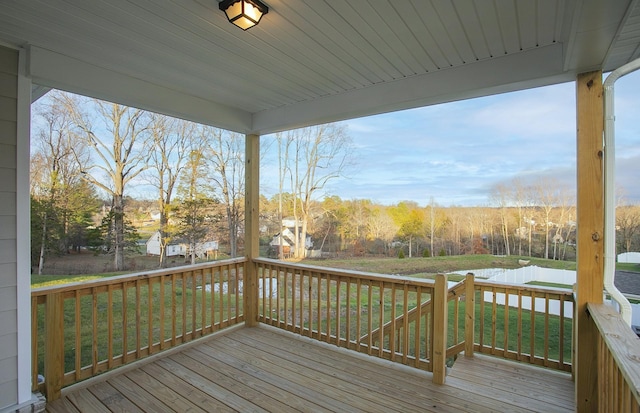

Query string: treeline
260 196 640 261
30 91 247 273
30 91 353 273
31 92 640 273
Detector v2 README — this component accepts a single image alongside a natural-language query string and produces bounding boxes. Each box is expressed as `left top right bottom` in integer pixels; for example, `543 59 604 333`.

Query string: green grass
526 281 573 289
617 262 640 272
300 254 577 276
31 272 129 288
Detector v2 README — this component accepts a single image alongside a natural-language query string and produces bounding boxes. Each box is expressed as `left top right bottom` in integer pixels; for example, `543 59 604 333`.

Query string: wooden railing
31 258 245 401
363 273 475 360
588 302 640 411
255 259 436 370
253 258 464 383
32 257 578 401
254 260 573 378
473 280 573 372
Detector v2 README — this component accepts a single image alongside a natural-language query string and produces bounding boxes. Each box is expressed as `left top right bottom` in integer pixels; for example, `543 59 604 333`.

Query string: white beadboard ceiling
1 0 640 134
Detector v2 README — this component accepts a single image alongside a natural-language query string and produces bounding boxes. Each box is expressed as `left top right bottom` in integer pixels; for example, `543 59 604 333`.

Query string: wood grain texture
575 70 604 412
47 325 575 412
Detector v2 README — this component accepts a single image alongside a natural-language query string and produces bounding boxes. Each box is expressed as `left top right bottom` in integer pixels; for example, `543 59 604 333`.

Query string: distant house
146 231 219 259
270 219 313 258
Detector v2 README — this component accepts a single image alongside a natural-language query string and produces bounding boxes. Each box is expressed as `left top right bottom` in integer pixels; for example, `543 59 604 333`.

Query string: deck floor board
46 325 575 412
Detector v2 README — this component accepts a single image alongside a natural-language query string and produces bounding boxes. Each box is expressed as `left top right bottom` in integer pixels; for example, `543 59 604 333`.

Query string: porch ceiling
1 0 640 134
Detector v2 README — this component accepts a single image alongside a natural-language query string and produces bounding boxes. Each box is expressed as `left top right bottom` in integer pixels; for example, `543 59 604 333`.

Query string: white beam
16 46 31 406
28 46 253 133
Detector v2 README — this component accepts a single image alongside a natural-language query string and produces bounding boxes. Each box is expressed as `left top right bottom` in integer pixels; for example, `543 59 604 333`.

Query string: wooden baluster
402 285 409 364
31 296 39 392
308 272 313 338
432 274 448 384
335 278 341 345
107 284 114 367
464 273 475 357
92 287 98 374
503 289 509 358
44 292 64 401
159 276 165 350
74 290 81 380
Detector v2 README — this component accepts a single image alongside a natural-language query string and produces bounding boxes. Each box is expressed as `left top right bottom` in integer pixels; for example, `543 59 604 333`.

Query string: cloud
260 75 640 207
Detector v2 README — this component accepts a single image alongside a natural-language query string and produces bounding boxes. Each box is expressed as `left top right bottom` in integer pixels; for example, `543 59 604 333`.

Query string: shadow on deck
46 325 575 413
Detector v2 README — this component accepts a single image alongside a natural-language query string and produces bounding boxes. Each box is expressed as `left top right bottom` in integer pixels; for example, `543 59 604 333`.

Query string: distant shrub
439 248 446 256
422 249 430 258
398 250 405 259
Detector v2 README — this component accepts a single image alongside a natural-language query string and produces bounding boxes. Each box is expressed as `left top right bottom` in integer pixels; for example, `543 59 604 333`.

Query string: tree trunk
38 211 47 275
159 217 167 268
113 195 125 271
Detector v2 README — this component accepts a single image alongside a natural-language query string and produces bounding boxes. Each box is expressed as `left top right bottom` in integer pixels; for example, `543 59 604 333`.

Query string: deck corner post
464 273 475 357
575 70 605 411
244 133 260 327
433 274 448 384
44 292 64 401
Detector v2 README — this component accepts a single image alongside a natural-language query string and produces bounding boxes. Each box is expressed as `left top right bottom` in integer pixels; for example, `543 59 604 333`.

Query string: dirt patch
40 250 188 275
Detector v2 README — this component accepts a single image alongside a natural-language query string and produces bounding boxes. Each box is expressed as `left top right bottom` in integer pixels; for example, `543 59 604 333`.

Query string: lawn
298 254 577 276
32 254 640 289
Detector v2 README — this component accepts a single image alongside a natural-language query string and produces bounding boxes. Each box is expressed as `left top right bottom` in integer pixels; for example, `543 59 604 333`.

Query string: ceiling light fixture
219 0 269 31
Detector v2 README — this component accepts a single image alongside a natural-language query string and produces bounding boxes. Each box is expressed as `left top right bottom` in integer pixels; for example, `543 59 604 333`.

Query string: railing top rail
253 257 436 287
31 257 248 296
474 279 574 296
588 302 640 403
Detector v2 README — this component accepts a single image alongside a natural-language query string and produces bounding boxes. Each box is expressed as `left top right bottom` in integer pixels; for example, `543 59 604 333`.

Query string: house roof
2 1 640 134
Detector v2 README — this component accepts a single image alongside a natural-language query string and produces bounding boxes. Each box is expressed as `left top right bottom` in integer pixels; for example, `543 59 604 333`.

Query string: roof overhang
2 0 640 134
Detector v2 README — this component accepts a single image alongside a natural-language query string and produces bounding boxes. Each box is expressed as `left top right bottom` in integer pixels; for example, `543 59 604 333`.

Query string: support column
432 274 448 384
244 133 260 327
575 70 604 412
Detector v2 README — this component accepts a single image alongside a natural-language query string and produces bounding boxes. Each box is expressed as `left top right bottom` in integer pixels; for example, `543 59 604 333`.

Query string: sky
261 71 640 207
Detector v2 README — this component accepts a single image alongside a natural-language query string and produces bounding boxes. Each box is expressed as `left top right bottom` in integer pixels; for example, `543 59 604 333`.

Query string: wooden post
575 70 604 412
244 133 260 327
44 292 64 401
464 273 475 357
432 274 448 384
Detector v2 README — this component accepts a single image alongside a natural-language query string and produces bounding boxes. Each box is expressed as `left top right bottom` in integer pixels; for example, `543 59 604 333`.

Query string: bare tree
490 184 512 256
367 205 398 255
616 200 640 253
205 127 245 257
31 92 89 273
175 149 215 264
275 132 294 259
283 124 353 258
532 177 562 260
147 116 194 267
59 94 151 271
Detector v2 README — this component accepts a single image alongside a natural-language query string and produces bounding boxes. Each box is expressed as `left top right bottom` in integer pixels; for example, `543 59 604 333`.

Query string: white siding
145 231 161 255
0 44 18 410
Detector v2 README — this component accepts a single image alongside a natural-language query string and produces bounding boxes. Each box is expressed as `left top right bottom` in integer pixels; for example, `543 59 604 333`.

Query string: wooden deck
46 325 575 413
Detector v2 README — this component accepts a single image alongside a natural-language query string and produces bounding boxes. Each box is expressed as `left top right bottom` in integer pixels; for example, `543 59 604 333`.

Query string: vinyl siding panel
0 120 16 145
0 357 17 385
0 192 16 215
0 286 16 312
0 143 16 169
0 44 18 410
0 264 16 288
0 240 17 264
0 380 17 409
